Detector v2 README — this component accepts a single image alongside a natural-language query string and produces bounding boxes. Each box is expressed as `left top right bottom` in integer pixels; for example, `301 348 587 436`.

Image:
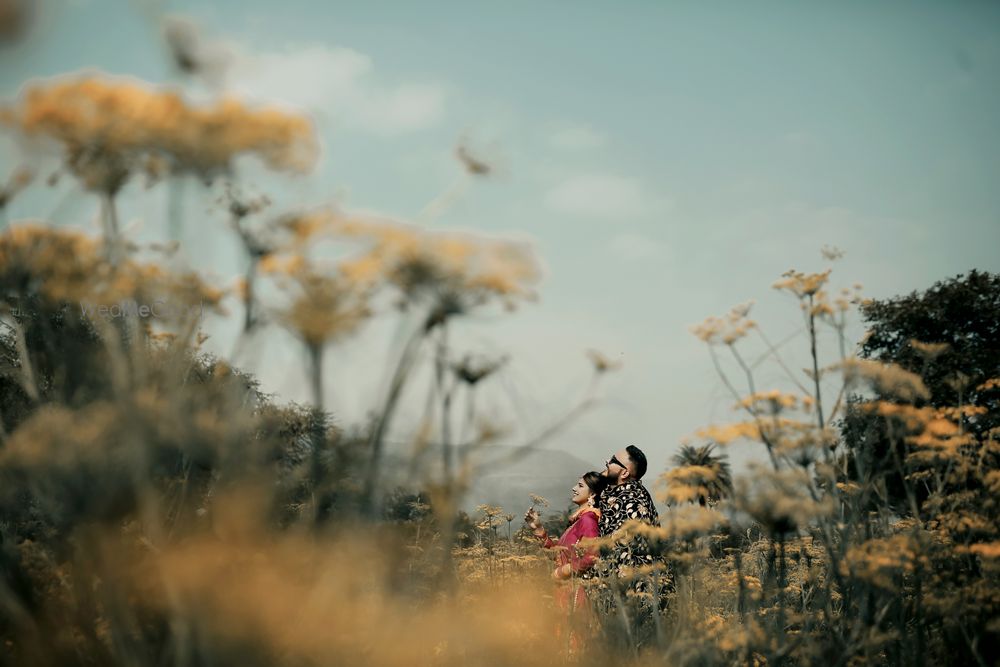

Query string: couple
524 445 659 612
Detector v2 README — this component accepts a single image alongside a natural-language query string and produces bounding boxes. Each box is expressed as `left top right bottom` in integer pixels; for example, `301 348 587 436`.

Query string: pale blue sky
2 0 999 488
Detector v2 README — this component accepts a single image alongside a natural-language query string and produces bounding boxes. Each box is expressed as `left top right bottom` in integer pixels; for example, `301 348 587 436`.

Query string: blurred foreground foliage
0 26 997 666
1 215 996 666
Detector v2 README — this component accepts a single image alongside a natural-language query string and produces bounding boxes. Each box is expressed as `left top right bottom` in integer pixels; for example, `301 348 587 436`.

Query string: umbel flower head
735 390 803 415
271 261 371 348
1 74 318 193
0 223 223 315
452 354 507 385
271 210 543 310
586 348 623 373
835 357 931 402
773 269 831 298
733 466 834 536
844 532 933 591
691 301 756 345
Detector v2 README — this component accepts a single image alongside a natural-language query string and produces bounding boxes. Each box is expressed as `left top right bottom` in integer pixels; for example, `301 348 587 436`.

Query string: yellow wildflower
3 75 318 191
773 269 831 298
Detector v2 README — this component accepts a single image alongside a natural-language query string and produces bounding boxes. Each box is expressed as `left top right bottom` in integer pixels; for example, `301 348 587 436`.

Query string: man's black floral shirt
597 478 659 572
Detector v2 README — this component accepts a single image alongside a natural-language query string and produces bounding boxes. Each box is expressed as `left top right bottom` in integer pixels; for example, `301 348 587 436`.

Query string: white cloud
366 83 448 134
548 122 607 151
609 232 668 261
225 44 447 136
544 173 655 218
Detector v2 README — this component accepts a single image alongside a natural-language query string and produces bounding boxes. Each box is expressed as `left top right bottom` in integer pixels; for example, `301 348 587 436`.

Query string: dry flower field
1 3 998 666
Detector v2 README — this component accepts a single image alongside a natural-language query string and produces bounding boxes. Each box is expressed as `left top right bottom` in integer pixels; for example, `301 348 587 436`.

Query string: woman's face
571 478 592 505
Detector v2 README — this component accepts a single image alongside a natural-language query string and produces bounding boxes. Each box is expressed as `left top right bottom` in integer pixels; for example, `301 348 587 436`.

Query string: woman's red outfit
534 506 601 625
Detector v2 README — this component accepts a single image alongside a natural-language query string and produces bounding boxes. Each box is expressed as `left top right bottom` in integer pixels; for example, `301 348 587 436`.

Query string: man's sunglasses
606 454 627 470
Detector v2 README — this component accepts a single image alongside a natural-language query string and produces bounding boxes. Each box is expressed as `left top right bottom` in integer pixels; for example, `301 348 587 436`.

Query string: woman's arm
534 526 556 549
526 508 556 548
554 513 600 579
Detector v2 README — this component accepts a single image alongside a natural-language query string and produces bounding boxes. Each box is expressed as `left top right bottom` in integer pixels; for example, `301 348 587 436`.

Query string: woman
525 471 608 615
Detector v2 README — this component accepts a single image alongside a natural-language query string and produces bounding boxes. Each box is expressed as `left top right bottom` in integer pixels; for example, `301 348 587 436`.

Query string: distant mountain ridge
379 444 597 516
379 444 671 518
459 445 597 515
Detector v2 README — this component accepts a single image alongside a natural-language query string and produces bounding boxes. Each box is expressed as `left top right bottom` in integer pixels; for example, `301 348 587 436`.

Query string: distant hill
458 445 597 515
379 444 669 519
379 444 597 516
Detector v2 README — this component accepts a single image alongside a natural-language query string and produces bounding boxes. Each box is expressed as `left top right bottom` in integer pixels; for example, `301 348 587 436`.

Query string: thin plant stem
362 318 429 513
807 295 827 433
752 327 812 395
101 192 123 264
712 345 780 470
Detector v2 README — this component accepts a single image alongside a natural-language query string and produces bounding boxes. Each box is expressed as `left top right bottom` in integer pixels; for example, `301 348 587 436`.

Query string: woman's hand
524 508 542 531
551 563 572 581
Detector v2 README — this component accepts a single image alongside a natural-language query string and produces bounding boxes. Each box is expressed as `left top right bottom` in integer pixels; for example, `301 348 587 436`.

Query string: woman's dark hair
583 471 609 503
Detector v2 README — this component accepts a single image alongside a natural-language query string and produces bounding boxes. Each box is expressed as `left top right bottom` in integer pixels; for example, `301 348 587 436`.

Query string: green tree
670 444 733 507
860 270 999 414
842 270 1000 512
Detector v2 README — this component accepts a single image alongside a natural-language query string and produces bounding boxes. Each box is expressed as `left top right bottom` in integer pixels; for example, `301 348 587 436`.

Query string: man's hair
625 445 648 480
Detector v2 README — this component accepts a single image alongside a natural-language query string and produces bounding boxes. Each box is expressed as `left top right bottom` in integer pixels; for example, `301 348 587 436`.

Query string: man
592 444 669 651
598 444 660 573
